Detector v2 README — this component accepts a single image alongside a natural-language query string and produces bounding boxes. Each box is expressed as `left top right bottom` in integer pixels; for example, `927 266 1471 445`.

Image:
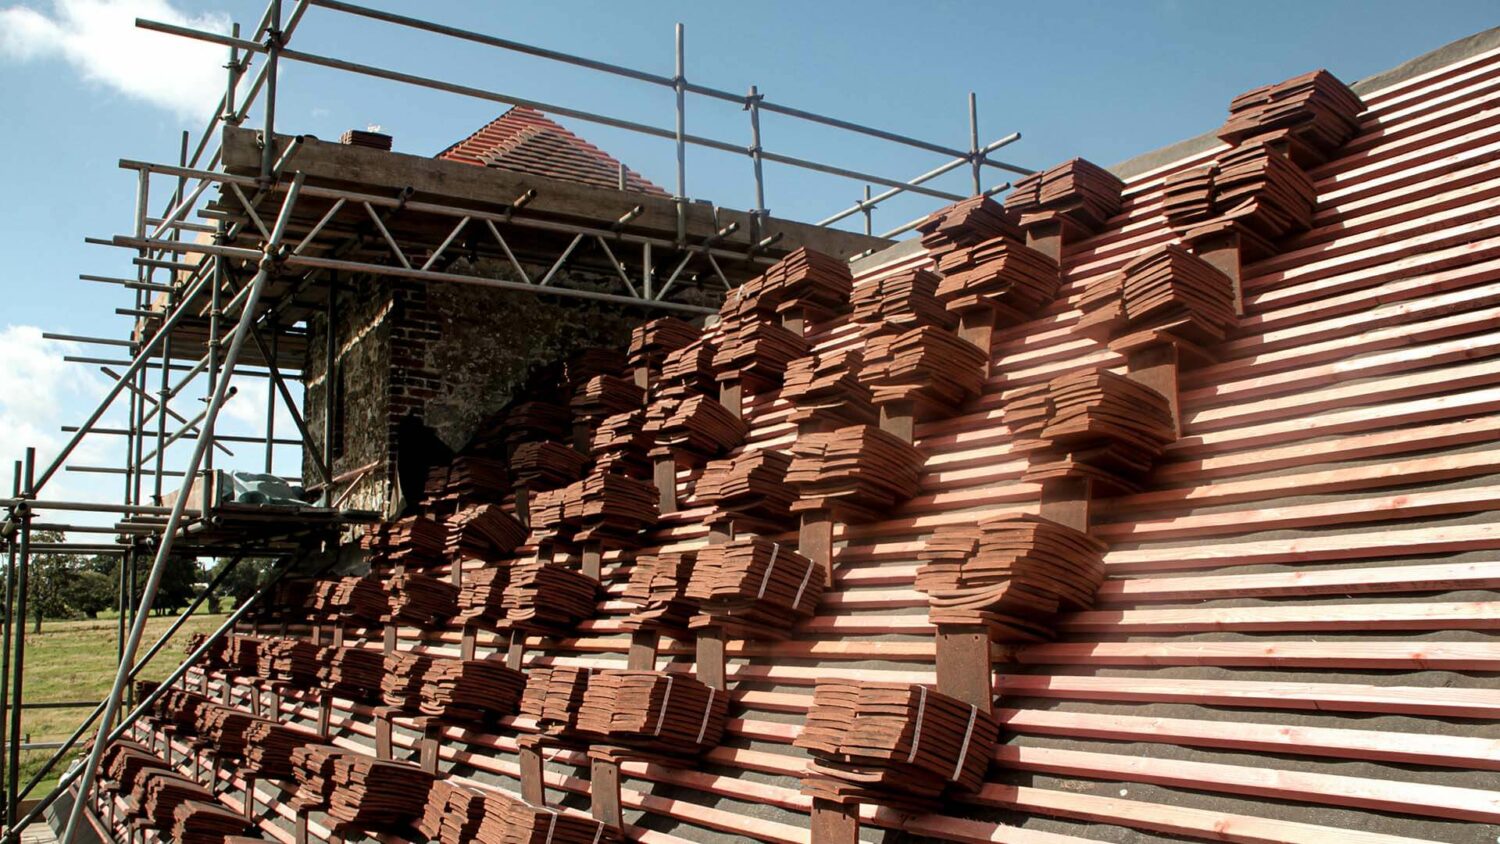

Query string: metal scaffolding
0 2 1036 840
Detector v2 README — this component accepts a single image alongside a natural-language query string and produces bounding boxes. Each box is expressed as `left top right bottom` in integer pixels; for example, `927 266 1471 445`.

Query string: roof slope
437 105 667 196
735 43 1500 843
499 40 1497 843
155 34 1500 844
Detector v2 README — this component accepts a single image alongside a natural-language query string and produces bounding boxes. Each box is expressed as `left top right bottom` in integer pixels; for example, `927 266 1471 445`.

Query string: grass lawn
9 612 227 799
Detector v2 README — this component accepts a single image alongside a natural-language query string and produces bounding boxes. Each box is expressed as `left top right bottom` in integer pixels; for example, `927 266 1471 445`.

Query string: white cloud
219 375 297 434
0 325 118 518
0 0 232 119
0 324 310 529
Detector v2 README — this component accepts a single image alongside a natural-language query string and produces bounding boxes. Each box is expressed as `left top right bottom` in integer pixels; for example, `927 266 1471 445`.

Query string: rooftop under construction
2 3 1499 844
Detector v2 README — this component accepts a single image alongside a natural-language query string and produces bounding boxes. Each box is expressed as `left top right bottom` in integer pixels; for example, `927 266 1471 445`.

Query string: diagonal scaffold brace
57 172 306 844
0 550 294 843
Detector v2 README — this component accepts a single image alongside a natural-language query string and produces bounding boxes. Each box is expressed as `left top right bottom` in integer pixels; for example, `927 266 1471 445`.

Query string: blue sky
0 0 1494 516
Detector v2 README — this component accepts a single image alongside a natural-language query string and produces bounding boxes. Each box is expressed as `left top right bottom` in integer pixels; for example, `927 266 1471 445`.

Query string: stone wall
415 270 645 452
302 260 686 517
302 273 393 515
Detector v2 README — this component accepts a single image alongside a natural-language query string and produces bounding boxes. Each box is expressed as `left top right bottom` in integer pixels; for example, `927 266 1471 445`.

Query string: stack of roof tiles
763 247 855 324
780 349 877 429
415 780 487 844
361 516 447 569
476 788 621 844
1078 244 1238 355
382 651 435 711
263 637 325 686
340 129 392 150
457 567 510 625
655 338 716 398
139 770 219 831
695 450 798 526
1004 157 1125 233
531 470 659 543
134 679 161 704
242 720 326 780
132 679 163 713
199 703 264 760
915 196 1022 254
316 645 385 702
621 550 698 631
151 687 207 732
1216 68 1365 161
917 514 1107 640
500 560 600 632
572 374 645 427
248 638 282 682
510 440 590 490
519 665 594 735
523 482 578 532
311 576 387 624
1005 368 1176 491
288 745 339 811
932 236 1061 320
718 271 782 324
848 267 955 330
590 408 652 477
103 740 164 792
213 634 263 675
574 470 660 540
424 454 511 512
787 425 925 519
715 248 852 325
687 536 824 639
497 802 617 844
172 800 254 844
861 325 988 419
388 571 460 627
418 658 527 722
383 652 527 722
291 746 435 830
576 670 727 754
1162 141 1317 256
712 317 810 386
444 502 527 561
629 316 701 372
796 680 999 809
646 394 748 459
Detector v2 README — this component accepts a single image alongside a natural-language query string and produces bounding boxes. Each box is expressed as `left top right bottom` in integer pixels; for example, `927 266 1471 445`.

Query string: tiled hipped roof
438 105 667 196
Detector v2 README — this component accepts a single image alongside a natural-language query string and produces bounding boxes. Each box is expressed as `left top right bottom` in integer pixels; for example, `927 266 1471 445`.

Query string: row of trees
7 531 273 632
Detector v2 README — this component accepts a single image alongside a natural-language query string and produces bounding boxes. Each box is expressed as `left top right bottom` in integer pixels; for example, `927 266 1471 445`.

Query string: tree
209 557 274 611
110 555 203 617
64 570 117 618
20 533 122 631
27 531 87 632
154 556 202 616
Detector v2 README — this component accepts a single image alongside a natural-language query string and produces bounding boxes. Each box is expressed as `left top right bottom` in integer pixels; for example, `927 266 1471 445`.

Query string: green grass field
8 613 226 798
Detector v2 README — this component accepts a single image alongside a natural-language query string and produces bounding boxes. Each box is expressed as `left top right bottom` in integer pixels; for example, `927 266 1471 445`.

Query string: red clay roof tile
437 105 666 196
